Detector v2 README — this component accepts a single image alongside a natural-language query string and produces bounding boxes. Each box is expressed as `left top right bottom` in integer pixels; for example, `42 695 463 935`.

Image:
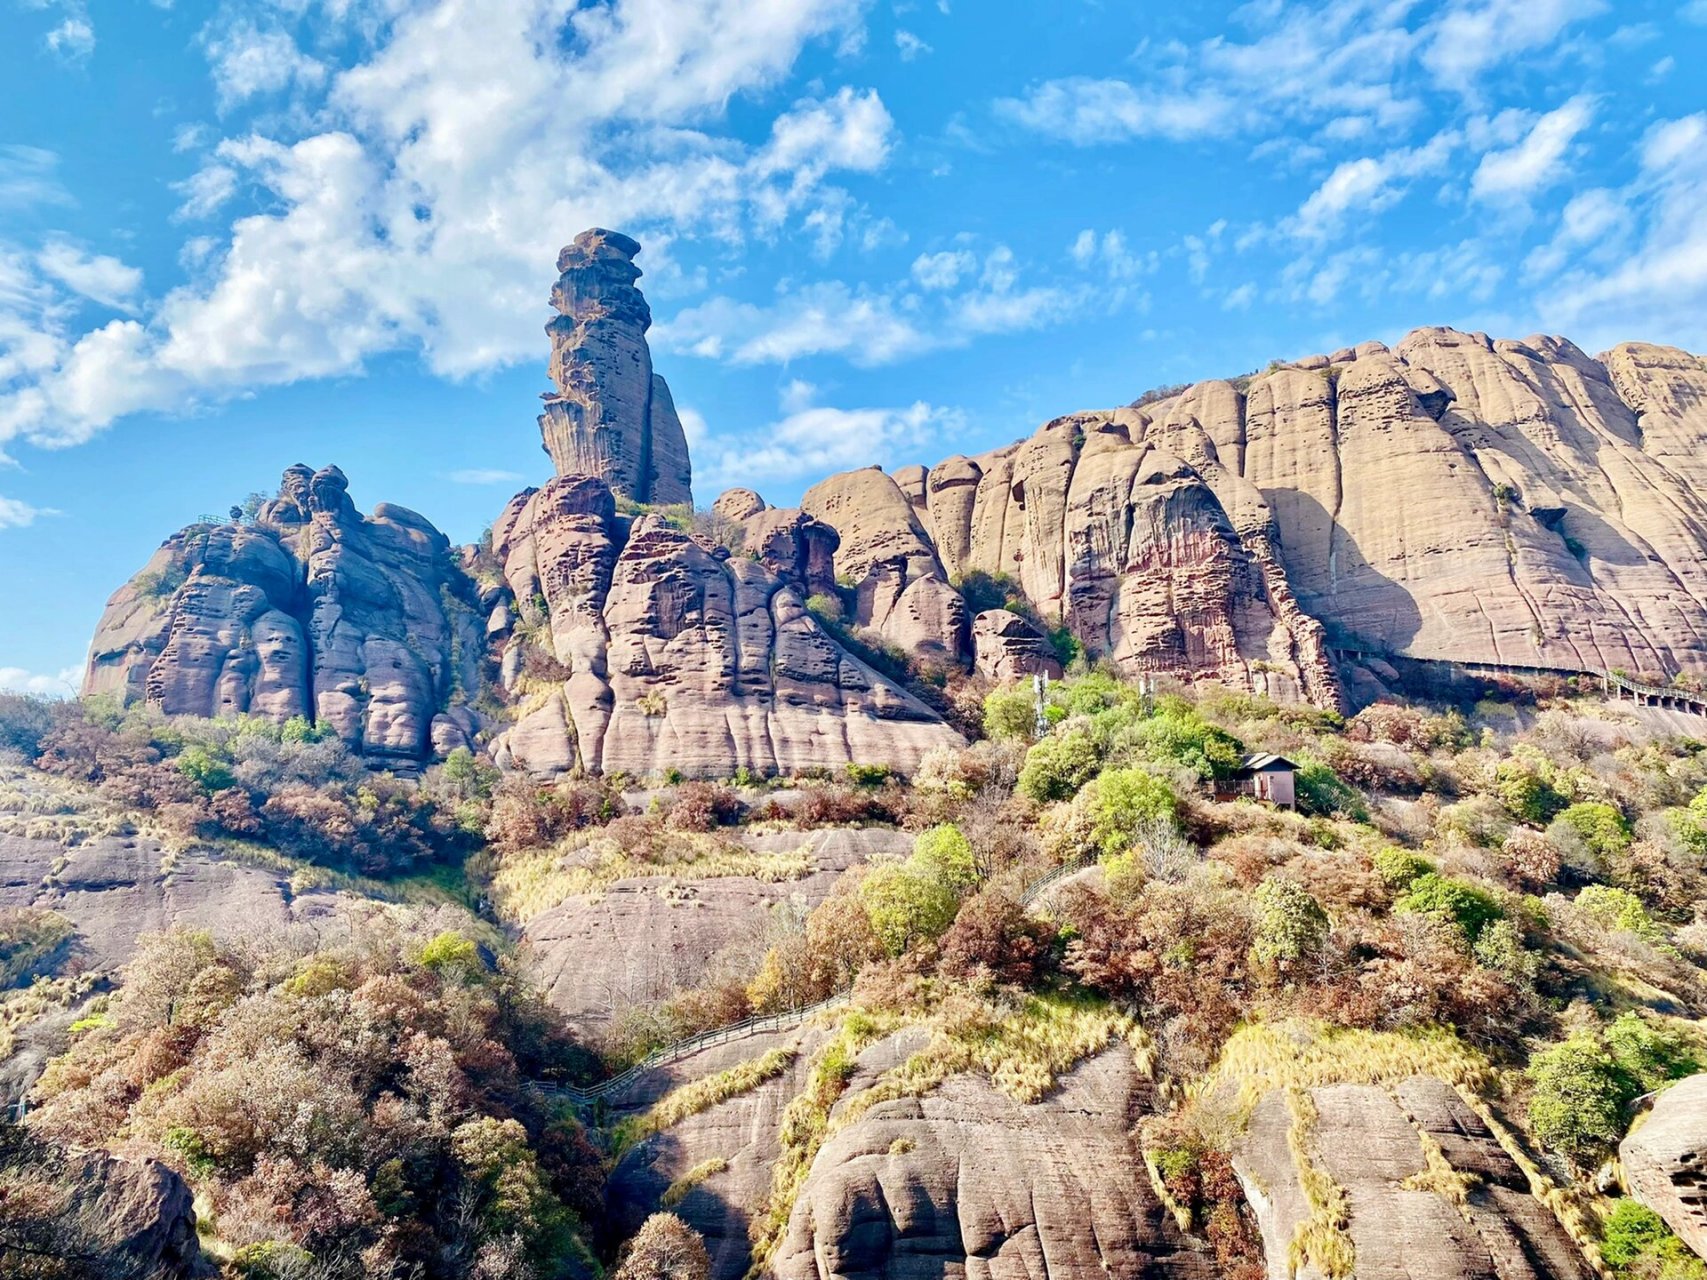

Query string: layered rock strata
83 465 487 761
1233 1077 1592 1280
773 1046 1214 1280
539 228 693 505
487 475 961 778
1621 1074 1707 1260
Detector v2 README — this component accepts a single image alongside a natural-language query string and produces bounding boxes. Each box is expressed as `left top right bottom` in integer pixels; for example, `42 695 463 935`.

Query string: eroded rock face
1132 331 1707 681
15 1146 202 1280
539 228 693 505
970 609 1061 683
1233 1077 1593 1280
1621 1074 1707 1260
774 1047 1214 1280
83 466 487 762
490 475 961 778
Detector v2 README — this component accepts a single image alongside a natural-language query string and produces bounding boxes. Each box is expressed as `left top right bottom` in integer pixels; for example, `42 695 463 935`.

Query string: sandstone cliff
540 228 693 505
1620 1074 1707 1261
82 464 487 762
486 476 961 778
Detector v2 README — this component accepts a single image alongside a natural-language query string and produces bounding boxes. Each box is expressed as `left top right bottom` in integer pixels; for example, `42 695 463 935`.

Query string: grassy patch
614 1047 797 1155
661 1157 729 1208
1286 1087 1356 1280
484 833 813 923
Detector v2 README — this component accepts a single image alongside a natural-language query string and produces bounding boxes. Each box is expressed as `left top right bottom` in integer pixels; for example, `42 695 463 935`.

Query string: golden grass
1285 1086 1356 1280
661 1157 729 1208
486 833 813 923
615 1046 796 1156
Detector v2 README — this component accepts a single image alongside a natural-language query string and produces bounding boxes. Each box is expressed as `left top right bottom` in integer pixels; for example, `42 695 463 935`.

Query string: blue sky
4 0 1707 692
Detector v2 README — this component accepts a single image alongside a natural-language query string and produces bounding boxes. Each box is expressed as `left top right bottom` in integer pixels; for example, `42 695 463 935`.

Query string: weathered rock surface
523 827 911 1025
490 476 961 779
801 467 968 667
1233 1076 1593 1280
1621 1073 1707 1260
83 465 487 763
11 1145 203 1279
1129 331 1707 682
774 1046 1214 1280
539 228 693 505
970 608 1061 683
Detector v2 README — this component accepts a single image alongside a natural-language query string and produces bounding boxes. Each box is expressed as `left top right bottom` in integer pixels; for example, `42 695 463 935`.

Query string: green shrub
1371 848 1434 889
983 688 1038 742
858 862 958 956
1496 759 1566 825
1394 873 1503 944
1527 1035 1627 1162
176 744 236 792
1292 758 1367 820
1603 1013 1700 1092
1251 876 1329 968
0 692 60 758
1119 700 1243 780
1574 886 1662 940
418 930 481 973
1054 671 1133 718
912 824 977 892
1554 802 1631 858
845 762 894 788
1086 767 1179 859
1017 729 1101 803
1600 1199 1706 1277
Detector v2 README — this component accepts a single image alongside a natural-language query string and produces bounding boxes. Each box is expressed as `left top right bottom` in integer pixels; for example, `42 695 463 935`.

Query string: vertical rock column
538 228 693 506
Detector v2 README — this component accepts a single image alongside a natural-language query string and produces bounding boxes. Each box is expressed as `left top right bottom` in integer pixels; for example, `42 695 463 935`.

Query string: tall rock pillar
538 228 693 506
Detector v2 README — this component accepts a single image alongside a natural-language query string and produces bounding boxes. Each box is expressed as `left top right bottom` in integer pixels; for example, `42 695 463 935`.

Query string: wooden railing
1327 648 1707 716
535 854 1103 1107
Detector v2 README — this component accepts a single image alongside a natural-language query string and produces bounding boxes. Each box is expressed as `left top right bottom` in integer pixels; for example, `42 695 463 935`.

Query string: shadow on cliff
1271 491 1424 658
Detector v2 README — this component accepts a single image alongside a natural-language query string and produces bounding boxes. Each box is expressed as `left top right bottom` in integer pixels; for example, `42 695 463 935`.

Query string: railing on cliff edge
1328 648 1707 716
533 853 1102 1108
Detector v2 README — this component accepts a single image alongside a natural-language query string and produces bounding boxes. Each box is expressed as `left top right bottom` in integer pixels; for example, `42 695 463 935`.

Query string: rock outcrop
488 475 961 778
83 465 487 762
970 608 1061 683
539 228 693 505
1128 332 1707 683
1621 1074 1707 1260
1233 1077 1593 1280
774 1046 1214 1280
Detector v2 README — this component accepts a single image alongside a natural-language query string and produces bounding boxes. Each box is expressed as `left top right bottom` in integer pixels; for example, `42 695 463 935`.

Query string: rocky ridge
83 464 486 762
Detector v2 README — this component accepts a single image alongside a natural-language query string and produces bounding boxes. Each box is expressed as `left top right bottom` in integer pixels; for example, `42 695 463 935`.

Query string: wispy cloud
447 468 526 485
1470 95 1595 203
0 664 80 697
0 496 56 528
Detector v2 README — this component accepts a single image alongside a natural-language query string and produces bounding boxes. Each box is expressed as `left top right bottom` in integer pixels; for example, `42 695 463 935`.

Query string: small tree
1527 1035 1627 1164
1017 729 1100 803
912 824 977 893
858 863 958 956
1087 768 1178 859
1251 877 1328 969
1394 873 1503 944
615 1213 711 1280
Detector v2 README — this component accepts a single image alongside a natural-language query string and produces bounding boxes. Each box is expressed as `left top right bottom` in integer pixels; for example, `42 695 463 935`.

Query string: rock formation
773 1046 1214 1280
1621 1074 1707 1260
83 464 487 762
1233 1077 1593 1280
970 608 1061 682
539 228 693 505
487 475 961 778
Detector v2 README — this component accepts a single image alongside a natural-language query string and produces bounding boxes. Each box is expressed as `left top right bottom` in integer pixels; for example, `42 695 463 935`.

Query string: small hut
1216 752 1298 809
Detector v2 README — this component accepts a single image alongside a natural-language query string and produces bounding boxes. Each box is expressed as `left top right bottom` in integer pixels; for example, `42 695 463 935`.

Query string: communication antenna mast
1033 661 1050 738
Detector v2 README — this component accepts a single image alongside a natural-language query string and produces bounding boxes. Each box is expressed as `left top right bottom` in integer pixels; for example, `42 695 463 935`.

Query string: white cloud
894 29 931 60
1538 113 1707 349
0 495 54 528
1292 131 1458 238
696 383 964 488
0 665 80 697
994 77 1234 144
658 281 927 366
45 15 95 61
1470 95 1594 203
0 0 886 454
911 249 975 290
1523 188 1629 277
1421 0 1605 93
1069 229 1153 282
447 467 525 485
201 21 329 110
0 146 70 209
36 239 144 311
